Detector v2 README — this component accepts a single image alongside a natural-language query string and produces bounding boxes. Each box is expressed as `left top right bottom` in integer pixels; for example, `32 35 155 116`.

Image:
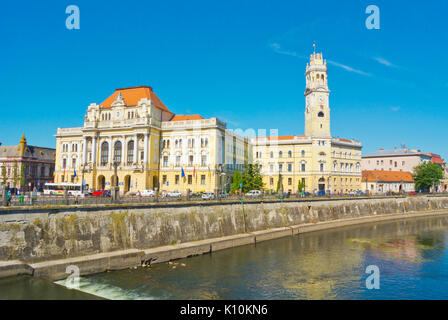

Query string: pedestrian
138 190 142 202
6 190 11 206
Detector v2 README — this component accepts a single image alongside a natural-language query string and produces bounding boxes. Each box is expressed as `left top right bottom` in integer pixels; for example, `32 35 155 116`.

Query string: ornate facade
251 51 362 194
55 86 250 194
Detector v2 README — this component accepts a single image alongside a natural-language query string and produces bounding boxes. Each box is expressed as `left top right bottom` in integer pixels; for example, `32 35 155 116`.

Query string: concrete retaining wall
0 196 448 280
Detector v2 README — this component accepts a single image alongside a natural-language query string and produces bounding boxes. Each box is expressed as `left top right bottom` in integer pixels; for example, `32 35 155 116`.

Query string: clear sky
1 0 447 160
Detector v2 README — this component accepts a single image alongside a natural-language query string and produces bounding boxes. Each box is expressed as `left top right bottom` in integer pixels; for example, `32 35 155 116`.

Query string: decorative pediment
111 92 125 107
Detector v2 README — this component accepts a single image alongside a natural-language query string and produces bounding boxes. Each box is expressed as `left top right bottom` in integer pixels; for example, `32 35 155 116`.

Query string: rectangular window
189 155 194 166
288 163 292 172
301 163 306 172
62 159 67 169
188 175 192 184
288 178 292 185
279 163 283 172
201 175 206 185
270 178 274 186
163 156 168 167
175 156 181 167
175 175 179 185
201 155 207 166
162 175 167 185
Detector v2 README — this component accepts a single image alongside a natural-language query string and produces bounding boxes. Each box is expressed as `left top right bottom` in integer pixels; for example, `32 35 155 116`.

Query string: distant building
362 146 431 173
0 134 55 191
362 170 414 194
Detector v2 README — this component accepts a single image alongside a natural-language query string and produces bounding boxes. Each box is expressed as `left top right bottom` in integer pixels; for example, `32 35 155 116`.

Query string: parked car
315 190 326 196
90 189 110 197
140 190 155 197
165 191 182 197
246 190 262 197
408 191 418 195
201 192 215 200
354 190 365 196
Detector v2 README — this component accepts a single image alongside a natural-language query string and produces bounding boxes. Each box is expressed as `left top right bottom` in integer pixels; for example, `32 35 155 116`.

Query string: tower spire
313 42 316 54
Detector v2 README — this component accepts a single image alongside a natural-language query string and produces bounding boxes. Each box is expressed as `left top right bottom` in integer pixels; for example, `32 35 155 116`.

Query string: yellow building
251 51 362 194
55 86 250 194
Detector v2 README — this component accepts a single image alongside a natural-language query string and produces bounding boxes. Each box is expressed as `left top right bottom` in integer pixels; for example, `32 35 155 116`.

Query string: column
121 136 126 165
108 137 113 164
92 136 97 164
133 134 138 164
83 137 88 164
144 133 149 165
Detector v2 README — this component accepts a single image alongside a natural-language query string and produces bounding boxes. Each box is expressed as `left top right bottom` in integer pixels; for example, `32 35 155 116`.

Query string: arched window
270 151 274 158
318 111 324 117
288 150 292 158
320 163 324 172
100 142 109 165
113 141 122 164
127 140 134 165
279 151 283 158
301 150 305 157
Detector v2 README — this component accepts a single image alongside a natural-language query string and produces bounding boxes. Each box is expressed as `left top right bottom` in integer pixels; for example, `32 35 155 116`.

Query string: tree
12 161 19 188
276 173 283 194
298 180 306 193
413 162 444 192
241 164 264 193
231 170 242 193
1 165 6 186
20 163 26 190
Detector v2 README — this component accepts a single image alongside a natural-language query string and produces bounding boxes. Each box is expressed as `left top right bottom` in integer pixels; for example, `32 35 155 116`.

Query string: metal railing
2 191 447 208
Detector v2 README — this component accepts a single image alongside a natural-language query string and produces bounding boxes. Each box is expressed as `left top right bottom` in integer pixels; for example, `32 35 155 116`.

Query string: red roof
100 86 173 114
170 115 204 121
362 170 414 183
253 135 306 141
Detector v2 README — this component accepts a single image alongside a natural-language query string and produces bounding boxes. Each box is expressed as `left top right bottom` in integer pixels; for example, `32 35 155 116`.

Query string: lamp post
112 162 119 202
81 164 85 194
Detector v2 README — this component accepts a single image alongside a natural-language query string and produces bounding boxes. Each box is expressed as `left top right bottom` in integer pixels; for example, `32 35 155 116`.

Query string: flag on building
193 166 196 177
181 167 185 178
74 169 77 178
208 166 211 177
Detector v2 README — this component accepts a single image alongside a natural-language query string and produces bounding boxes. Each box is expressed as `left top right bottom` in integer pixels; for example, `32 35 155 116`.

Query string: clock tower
304 48 331 138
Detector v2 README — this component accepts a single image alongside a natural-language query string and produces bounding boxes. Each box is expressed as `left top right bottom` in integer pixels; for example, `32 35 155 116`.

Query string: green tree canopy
1 165 6 186
231 170 242 193
298 180 306 193
413 162 444 191
232 164 264 193
13 161 19 188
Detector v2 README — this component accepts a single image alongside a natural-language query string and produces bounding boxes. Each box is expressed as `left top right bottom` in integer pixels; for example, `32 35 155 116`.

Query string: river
2 215 448 299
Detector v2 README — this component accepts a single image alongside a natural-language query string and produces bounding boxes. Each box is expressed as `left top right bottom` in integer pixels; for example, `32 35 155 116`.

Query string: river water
2 215 448 300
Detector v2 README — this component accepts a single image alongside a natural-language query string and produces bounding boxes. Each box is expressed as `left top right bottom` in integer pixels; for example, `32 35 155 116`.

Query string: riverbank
0 196 447 280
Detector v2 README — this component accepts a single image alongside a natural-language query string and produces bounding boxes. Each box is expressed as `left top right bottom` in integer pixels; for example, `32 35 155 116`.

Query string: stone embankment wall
0 196 447 280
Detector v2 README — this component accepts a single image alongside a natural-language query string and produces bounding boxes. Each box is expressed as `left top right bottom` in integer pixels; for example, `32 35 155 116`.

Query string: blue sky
1 0 447 160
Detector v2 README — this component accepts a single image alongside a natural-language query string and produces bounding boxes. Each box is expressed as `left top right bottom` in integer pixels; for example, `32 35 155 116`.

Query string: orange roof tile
362 170 414 183
100 86 173 114
253 135 306 141
170 114 204 121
